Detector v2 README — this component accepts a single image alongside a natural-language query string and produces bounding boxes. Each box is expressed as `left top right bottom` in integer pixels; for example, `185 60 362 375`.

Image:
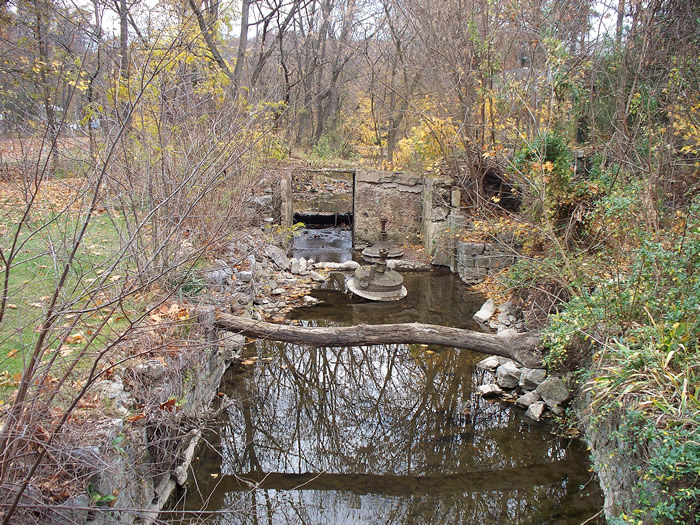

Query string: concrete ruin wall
277 167 517 285
353 170 424 248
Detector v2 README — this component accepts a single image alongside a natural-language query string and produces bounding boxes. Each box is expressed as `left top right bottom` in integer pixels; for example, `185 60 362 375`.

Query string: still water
174 270 603 524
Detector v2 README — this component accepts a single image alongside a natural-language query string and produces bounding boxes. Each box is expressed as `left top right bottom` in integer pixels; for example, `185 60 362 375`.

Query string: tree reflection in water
181 341 602 524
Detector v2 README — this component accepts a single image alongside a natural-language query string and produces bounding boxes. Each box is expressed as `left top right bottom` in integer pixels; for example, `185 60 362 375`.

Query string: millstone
347 248 407 302
362 218 404 259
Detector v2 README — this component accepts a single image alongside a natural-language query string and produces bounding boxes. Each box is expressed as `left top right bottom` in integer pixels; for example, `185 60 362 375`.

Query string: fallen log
215 313 544 368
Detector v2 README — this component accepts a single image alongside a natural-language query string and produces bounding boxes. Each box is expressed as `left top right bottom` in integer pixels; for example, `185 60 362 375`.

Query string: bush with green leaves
541 196 700 523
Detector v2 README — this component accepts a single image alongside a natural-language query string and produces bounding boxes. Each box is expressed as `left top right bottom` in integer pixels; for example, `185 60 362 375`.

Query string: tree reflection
178 340 601 524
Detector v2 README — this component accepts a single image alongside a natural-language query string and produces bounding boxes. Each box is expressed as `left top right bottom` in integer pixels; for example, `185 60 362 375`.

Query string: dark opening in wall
293 212 353 228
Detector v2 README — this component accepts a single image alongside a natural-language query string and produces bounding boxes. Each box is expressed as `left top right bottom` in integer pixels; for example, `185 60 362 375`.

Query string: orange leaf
159 398 176 412
7 349 18 358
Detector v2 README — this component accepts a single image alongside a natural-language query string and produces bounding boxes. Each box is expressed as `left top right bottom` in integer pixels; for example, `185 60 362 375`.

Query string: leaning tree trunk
216 314 543 368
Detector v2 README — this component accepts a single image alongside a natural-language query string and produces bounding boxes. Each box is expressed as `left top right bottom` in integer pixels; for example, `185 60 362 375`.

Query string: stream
171 229 603 524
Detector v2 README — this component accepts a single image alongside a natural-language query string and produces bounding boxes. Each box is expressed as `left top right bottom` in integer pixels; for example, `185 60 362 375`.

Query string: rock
536 376 571 407
309 271 326 283
272 288 285 295
496 327 519 339
205 269 230 286
497 310 512 326
53 493 91 524
133 360 166 381
386 260 432 271
302 295 319 305
238 270 253 283
476 355 508 371
299 258 308 273
265 244 289 270
477 383 503 397
525 401 546 421
246 254 257 277
496 361 522 389
520 368 547 391
515 391 541 408
498 300 513 315
473 299 495 323
290 258 300 274
93 377 124 398
315 261 360 271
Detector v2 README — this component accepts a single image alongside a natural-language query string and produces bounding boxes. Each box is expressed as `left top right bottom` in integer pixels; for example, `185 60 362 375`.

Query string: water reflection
175 273 602 524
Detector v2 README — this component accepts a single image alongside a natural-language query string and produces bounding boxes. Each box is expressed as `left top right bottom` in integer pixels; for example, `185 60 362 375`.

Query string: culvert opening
294 212 353 228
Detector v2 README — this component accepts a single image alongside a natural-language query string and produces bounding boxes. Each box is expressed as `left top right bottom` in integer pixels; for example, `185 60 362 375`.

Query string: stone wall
54 319 244 524
455 240 517 285
353 170 424 248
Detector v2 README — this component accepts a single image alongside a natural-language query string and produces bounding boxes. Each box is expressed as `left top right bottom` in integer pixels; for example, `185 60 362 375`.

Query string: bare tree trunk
232 0 250 94
216 314 544 368
118 0 131 132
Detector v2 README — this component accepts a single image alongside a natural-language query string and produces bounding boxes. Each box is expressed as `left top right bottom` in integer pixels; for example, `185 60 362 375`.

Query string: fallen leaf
6 304 17 309
159 398 176 412
126 413 145 422
30 302 43 308
110 275 121 282
7 349 18 358
65 333 83 344
240 359 256 366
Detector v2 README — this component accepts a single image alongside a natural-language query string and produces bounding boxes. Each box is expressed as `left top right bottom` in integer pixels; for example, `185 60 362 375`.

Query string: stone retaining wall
455 241 517 285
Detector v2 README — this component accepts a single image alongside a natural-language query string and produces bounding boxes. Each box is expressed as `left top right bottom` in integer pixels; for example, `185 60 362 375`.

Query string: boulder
473 298 495 323
477 383 503 397
265 244 289 270
496 361 522 389
299 258 308 273
536 376 571 407
520 368 547 391
290 258 300 275
515 391 541 409
525 401 546 421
